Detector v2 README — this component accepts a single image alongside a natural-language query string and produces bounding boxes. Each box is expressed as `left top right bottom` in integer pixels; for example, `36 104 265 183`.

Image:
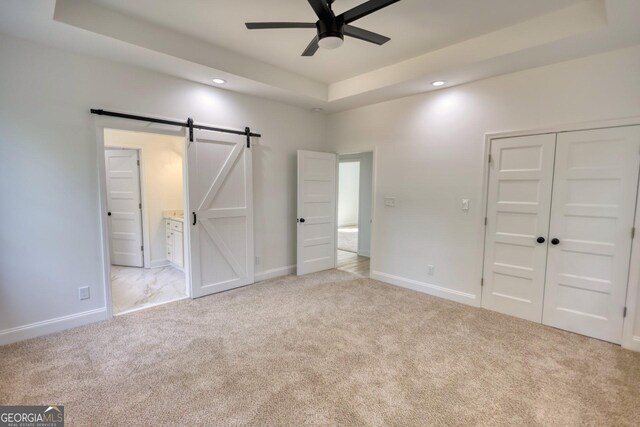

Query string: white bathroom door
297 150 337 275
482 134 556 322
542 126 640 343
188 129 254 298
105 149 144 267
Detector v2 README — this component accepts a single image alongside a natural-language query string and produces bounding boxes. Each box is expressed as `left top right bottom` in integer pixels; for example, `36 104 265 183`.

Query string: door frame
95 114 192 319
626 161 640 351
479 116 640 350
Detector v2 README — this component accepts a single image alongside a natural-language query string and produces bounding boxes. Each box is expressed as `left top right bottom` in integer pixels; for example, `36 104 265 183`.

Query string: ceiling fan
245 0 401 56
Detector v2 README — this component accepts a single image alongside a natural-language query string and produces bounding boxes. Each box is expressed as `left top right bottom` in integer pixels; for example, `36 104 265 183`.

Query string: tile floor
111 265 187 315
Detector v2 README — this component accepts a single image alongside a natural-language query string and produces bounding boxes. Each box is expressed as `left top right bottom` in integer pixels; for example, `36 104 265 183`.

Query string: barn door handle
192 212 197 225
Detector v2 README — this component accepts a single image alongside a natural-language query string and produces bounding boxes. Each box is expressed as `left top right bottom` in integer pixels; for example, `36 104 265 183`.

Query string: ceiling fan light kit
319 35 344 49
245 0 401 56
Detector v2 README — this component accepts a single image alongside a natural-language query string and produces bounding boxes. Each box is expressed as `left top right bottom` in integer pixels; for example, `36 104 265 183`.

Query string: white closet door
482 134 556 322
543 126 640 343
105 149 143 267
297 150 337 276
188 130 254 298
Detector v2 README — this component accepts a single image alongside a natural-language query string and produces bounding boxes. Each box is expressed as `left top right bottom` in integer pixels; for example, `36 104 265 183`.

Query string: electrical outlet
78 286 90 300
255 256 261 266
427 265 435 275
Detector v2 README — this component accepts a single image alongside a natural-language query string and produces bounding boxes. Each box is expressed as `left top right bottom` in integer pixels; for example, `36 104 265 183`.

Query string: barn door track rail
91 109 261 148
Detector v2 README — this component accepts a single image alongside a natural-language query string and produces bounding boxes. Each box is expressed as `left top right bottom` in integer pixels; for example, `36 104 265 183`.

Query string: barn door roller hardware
90 109 261 147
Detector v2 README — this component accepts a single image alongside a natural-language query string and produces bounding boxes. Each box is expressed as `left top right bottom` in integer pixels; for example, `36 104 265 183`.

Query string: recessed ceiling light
431 80 446 87
212 78 226 84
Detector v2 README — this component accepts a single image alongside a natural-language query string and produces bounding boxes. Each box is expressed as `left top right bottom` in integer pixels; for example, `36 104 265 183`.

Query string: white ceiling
89 0 585 83
0 0 639 112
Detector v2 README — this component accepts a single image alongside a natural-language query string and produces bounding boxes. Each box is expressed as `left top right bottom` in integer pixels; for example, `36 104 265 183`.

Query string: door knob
107 212 112 216
298 218 306 223
551 238 560 245
536 237 546 244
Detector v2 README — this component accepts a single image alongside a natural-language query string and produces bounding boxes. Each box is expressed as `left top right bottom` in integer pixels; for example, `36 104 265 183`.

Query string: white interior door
482 134 556 322
188 130 254 298
105 149 143 267
543 126 640 343
297 150 337 276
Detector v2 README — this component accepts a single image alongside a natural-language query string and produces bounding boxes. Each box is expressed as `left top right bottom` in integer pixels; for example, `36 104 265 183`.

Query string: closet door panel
482 134 556 322
543 126 640 343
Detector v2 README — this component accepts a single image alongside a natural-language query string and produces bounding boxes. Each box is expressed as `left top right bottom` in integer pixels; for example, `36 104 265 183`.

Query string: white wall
338 161 360 227
105 129 184 268
0 34 326 344
327 45 640 344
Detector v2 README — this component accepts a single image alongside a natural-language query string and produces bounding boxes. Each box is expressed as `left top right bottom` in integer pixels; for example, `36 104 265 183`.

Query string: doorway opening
103 128 188 315
337 152 373 277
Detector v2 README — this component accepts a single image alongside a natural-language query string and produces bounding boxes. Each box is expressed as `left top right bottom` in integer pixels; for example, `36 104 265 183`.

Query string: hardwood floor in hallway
337 249 370 277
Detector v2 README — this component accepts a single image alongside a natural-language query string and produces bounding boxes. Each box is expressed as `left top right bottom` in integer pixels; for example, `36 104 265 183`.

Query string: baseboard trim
626 336 640 352
0 308 108 346
150 259 170 268
371 271 478 307
255 265 296 282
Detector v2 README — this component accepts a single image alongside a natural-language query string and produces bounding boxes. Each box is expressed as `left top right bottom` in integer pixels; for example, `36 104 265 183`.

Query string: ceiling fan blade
307 0 333 21
302 35 320 56
339 0 401 24
245 22 317 30
344 25 390 45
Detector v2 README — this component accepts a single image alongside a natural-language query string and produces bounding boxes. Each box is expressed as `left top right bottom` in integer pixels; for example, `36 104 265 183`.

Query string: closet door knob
551 238 560 245
107 212 112 216
536 237 546 244
298 218 306 223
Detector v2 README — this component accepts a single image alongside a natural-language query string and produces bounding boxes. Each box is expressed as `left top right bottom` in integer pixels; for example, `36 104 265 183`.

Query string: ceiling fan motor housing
316 18 344 44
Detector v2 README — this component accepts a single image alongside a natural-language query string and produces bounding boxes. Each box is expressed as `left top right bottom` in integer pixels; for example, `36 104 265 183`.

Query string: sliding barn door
542 126 640 343
297 150 337 275
188 130 254 298
482 134 556 322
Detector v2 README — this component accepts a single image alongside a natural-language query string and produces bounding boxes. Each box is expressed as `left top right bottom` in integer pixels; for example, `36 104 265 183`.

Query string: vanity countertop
163 210 184 222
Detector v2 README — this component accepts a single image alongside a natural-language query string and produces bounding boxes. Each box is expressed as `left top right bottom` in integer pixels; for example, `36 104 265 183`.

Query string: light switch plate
79 286 90 300
461 199 470 211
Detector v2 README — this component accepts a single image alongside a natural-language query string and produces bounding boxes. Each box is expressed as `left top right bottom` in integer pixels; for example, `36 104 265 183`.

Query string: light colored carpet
1 270 640 426
338 226 358 253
